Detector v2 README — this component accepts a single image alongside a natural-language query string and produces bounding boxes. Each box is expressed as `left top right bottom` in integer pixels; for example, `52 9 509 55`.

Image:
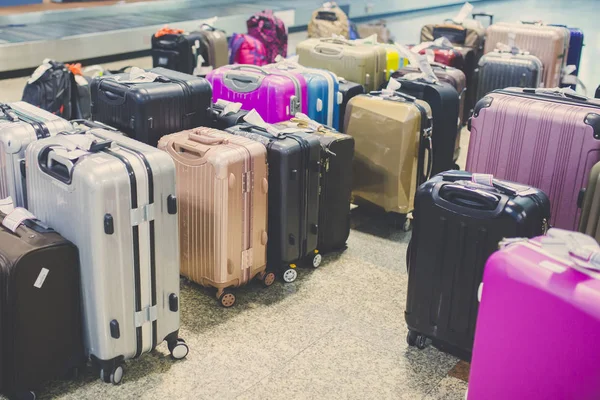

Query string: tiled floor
0 0 596 399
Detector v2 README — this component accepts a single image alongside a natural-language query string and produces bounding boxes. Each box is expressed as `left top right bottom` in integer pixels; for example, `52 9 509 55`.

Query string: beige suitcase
343 92 433 217
158 127 271 307
579 162 600 243
296 37 387 92
484 22 570 87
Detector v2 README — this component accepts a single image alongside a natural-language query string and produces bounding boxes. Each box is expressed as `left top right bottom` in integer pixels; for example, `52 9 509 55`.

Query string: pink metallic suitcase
206 65 307 123
466 88 600 230
468 229 600 400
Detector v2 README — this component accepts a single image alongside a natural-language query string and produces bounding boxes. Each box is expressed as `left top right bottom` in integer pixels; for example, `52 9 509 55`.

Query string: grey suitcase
0 102 72 207
25 124 187 385
475 50 543 101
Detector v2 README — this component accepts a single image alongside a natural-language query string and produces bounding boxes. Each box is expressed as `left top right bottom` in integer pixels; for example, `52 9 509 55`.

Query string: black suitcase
337 79 364 132
151 31 207 75
226 123 322 282
90 67 212 147
454 46 478 122
208 102 249 130
0 211 84 399
391 78 460 173
405 171 550 360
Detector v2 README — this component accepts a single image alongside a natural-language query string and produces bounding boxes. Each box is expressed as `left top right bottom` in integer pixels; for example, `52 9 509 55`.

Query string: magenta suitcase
206 65 307 123
466 88 600 230
468 230 600 400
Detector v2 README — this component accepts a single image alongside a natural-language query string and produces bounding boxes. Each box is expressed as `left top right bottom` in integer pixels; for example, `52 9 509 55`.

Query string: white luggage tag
393 42 419 66
27 59 54 84
452 2 474 24
540 229 600 275
82 65 106 78
353 34 379 45
467 173 539 196
215 99 243 115
0 196 36 234
113 67 160 84
243 109 287 136
293 113 324 131
0 197 14 215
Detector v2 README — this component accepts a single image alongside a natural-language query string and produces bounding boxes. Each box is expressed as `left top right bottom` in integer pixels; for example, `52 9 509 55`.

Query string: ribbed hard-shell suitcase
277 116 354 252
0 102 72 208
0 208 84 399
337 78 364 133
475 50 543 101
158 127 272 307
484 22 569 87
207 65 308 124
406 171 550 360
226 122 322 282
549 24 584 89
151 30 207 75
91 67 212 147
466 88 600 230
468 230 600 399
26 126 187 384
343 92 432 217
296 37 387 92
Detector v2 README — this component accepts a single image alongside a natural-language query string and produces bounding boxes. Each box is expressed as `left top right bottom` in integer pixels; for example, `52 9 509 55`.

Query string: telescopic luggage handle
439 184 500 211
472 13 493 26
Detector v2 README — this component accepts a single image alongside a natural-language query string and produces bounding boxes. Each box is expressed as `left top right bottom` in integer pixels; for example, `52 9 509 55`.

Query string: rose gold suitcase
158 127 272 307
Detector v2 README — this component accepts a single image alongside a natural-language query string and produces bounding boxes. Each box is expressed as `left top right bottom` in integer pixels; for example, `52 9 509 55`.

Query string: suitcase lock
290 96 300 115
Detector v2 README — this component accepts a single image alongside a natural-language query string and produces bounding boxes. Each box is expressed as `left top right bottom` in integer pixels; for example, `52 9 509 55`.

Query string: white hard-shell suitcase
25 123 186 384
0 102 72 207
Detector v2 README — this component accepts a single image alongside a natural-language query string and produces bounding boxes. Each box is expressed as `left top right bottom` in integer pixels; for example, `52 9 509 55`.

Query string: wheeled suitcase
343 92 432 218
0 207 84 400
158 127 272 307
337 78 364 133
0 102 72 208
484 22 569 88
151 29 207 75
91 67 212 147
549 24 584 89
409 44 465 70
296 37 387 92
466 88 600 230
391 77 460 174
578 162 600 242
474 50 543 101
266 62 340 129
420 16 489 60
198 24 229 70
206 65 308 124
26 126 187 384
226 120 322 282
406 171 550 360
277 115 354 252
468 230 600 399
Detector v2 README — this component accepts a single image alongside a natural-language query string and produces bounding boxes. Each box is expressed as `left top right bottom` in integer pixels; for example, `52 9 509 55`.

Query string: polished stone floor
0 0 596 398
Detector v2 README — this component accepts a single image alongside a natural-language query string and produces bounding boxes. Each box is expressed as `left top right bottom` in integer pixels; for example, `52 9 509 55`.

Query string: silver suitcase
475 50 543 101
26 124 186 385
0 102 72 207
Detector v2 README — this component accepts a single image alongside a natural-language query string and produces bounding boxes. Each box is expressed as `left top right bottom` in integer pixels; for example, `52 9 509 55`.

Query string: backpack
308 3 350 39
66 63 92 120
229 33 268 66
246 10 287 63
22 59 72 119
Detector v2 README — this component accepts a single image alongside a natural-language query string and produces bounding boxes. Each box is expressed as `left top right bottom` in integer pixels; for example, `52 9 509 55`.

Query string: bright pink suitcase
468 230 600 400
206 65 307 123
466 88 600 230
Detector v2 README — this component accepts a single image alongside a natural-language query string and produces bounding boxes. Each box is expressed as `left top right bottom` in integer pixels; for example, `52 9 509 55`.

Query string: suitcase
91 67 212 147
151 30 206 75
296 37 387 92
198 24 229 70
277 116 354 252
343 92 432 217
0 102 72 208
392 64 466 161
475 50 543 101
266 62 340 129
206 65 308 124
391 77 460 174
578 162 600 242
550 24 584 89
26 126 187 384
208 101 249 130
158 127 272 307
466 88 600 230
337 78 364 133
409 44 465 70
356 20 392 44
484 22 569 88
0 208 84 399
406 171 550 360
226 122 322 282
468 230 600 399
420 20 486 57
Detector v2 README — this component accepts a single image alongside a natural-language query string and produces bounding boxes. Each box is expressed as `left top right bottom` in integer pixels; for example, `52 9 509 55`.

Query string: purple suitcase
468 230 600 400
206 65 307 123
466 88 600 230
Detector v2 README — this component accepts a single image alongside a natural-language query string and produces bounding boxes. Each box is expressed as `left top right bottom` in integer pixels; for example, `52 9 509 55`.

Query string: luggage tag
243 109 286 136
113 67 160 84
353 34 379 45
393 42 419 66
452 2 474 24
2 205 36 234
215 99 243 115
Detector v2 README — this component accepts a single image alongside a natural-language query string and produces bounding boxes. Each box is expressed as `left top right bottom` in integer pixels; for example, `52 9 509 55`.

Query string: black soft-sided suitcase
226 124 322 281
337 79 364 133
151 31 207 75
91 67 212 147
0 211 84 399
391 78 459 173
405 171 550 360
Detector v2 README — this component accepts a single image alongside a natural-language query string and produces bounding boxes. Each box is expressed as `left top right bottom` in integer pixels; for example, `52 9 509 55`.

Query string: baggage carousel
0 0 491 74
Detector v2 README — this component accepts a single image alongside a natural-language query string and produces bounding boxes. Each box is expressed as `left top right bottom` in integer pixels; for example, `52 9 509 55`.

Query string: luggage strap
135 305 158 327
0 104 18 122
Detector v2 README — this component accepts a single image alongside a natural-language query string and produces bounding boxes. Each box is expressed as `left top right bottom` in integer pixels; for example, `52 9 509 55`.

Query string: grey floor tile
423 376 468 400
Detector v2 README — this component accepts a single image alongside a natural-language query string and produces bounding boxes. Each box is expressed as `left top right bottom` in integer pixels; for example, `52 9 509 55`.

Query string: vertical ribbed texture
477 54 541 100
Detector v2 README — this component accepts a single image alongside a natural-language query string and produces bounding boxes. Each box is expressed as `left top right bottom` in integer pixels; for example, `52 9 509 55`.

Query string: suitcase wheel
100 365 123 385
307 251 322 269
406 330 428 350
13 391 36 400
261 271 276 287
281 267 298 283
168 338 189 360
217 289 236 308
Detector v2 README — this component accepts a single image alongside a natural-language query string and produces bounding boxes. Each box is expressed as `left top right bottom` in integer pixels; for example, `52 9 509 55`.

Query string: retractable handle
439 184 500 210
472 12 494 26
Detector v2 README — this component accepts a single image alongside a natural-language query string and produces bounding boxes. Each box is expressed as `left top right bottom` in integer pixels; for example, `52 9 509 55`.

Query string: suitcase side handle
172 141 211 158
314 44 345 55
38 146 75 184
223 71 265 92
